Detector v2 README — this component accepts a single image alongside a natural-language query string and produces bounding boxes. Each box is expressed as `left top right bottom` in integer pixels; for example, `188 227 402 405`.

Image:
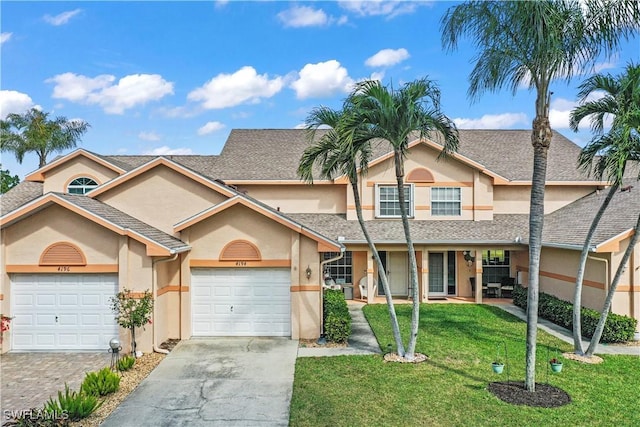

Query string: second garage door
191 268 291 337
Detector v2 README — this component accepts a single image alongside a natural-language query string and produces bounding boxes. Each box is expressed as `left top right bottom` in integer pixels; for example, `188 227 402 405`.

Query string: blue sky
1 1 638 180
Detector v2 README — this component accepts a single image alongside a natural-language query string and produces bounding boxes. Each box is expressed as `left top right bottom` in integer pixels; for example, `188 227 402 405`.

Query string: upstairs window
67 177 99 195
376 184 413 218
431 187 461 216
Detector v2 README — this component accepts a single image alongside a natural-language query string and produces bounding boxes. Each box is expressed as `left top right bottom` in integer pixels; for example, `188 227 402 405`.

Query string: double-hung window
376 184 413 218
431 187 461 216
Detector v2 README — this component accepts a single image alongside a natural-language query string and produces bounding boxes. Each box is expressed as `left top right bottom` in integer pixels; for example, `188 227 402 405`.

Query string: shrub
81 367 120 397
44 385 101 422
116 355 136 372
513 284 637 343
323 289 351 343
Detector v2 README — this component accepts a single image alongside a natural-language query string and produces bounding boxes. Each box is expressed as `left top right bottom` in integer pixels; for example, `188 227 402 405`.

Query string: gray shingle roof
0 181 44 214
543 181 640 248
54 193 190 252
286 213 530 244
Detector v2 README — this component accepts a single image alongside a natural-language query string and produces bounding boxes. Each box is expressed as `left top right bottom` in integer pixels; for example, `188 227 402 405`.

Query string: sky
1 0 638 180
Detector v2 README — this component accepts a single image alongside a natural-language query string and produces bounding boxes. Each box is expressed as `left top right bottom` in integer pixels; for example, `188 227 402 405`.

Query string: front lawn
290 304 640 426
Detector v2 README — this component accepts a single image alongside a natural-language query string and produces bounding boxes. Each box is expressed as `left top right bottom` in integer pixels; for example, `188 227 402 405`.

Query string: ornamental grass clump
44 384 102 422
116 354 136 372
81 367 120 397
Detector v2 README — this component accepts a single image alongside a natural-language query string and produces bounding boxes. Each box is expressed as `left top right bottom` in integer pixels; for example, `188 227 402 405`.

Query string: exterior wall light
463 250 476 267
305 266 312 279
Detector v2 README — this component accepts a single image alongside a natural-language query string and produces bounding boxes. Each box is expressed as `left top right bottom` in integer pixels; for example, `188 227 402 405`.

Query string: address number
57 266 71 272
235 261 247 266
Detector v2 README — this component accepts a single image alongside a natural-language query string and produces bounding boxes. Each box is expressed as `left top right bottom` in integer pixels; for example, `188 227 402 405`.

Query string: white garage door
191 268 291 337
11 274 119 351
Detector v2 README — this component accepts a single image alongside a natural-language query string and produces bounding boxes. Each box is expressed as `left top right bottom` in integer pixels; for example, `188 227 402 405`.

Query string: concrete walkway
490 303 640 356
101 338 298 427
297 301 381 357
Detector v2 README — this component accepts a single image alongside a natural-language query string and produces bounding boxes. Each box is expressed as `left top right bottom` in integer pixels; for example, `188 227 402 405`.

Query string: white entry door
191 268 291 337
11 274 119 351
388 252 409 296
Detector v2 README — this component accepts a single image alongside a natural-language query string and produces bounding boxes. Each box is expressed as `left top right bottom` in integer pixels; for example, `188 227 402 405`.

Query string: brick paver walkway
1 352 111 421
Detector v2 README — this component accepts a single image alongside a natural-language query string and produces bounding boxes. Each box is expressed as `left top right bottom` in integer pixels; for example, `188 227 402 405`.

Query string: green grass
290 304 640 427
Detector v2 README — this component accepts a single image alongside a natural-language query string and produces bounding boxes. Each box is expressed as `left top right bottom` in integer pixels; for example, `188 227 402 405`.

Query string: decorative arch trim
406 167 435 183
219 240 261 261
39 242 87 266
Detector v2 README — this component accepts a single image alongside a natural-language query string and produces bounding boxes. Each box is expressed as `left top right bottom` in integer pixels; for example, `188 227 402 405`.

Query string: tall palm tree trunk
525 112 552 393
394 149 420 360
586 213 640 356
572 184 619 354
350 179 406 356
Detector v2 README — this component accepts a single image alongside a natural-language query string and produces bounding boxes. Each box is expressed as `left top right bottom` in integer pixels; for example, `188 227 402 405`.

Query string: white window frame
67 177 99 195
375 184 414 218
431 187 461 216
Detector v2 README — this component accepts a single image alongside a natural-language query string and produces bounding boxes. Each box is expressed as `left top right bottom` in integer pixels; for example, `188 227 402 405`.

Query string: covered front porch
332 246 526 304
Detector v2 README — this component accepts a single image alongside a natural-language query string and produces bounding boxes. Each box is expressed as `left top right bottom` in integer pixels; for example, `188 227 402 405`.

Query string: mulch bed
488 381 571 407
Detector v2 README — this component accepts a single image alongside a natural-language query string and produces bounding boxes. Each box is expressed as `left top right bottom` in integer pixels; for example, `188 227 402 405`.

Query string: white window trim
67 177 99 195
375 183 414 218
431 187 462 216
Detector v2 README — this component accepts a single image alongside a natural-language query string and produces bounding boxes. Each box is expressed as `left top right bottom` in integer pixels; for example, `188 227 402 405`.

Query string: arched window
67 177 99 194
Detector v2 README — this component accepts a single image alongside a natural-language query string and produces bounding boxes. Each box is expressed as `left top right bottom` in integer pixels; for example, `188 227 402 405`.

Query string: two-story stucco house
1 129 638 353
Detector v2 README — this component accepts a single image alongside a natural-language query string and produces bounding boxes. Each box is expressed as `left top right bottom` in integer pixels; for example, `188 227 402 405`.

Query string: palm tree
1 108 90 168
298 105 407 356
348 78 459 360
570 62 640 357
441 0 640 391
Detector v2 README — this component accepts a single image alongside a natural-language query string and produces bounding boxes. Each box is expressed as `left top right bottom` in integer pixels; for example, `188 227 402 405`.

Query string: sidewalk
297 301 381 357
490 303 640 356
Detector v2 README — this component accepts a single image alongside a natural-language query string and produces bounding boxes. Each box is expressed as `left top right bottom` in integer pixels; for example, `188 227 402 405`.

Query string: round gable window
67 177 99 194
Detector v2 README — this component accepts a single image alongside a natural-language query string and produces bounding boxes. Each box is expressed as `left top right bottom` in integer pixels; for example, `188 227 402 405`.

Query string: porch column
422 251 429 302
367 250 375 304
474 250 482 303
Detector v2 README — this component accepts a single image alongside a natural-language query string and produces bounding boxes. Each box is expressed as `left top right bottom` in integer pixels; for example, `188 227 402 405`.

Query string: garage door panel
11 274 119 351
191 268 291 337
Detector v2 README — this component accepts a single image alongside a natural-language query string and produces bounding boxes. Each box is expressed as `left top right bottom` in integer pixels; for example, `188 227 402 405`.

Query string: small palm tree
570 62 640 356
348 78 459 360
441 0 640 391
298 105 407 356
1 108 90 168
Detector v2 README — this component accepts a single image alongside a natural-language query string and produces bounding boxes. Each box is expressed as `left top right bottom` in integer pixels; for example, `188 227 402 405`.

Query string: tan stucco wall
494 186 597 214
236 185 347 214
42 156 120 194
608 237 640 321
347 144 494 221
97 165 228 235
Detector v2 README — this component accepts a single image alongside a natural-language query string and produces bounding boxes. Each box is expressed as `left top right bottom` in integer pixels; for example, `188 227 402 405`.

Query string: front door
378 252 408 296
428 252 446 298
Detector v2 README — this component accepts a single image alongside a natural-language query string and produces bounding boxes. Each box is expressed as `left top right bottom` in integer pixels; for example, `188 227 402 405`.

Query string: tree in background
570 62 640 356
1 108 89 168
0 166 20 194
441 0 640 391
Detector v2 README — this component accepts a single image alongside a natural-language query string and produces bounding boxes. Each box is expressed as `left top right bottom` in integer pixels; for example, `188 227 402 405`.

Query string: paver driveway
102 337 298 427
1 352 111 420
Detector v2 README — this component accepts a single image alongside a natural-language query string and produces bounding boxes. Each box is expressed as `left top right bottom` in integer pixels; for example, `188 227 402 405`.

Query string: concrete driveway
102 337 298 427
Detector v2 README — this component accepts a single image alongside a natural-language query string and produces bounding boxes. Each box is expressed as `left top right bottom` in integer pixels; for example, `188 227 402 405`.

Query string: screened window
482 250 510 283
377 184 413 218
323 251 353 284
67 177 99 195
431 187 461 216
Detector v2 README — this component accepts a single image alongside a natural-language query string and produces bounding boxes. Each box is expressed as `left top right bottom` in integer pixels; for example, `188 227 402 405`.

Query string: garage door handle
230 306 233 312
55 316 58 323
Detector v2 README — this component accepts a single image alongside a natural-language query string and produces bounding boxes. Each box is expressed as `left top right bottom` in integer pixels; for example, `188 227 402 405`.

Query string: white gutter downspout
318 248 346 338
588 254 609 298
152 253 179 355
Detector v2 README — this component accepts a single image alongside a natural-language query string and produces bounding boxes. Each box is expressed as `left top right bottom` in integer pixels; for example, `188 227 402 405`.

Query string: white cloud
47 72 174 114
290 60 354 99
188 66 284 109
138 131 161 142
0 32 12 44
549 93 612 130
278 6 329 27
142 146 194 155
198 121 225 136
370 71 385 81
365 48 410 68
0 90 37 119
338 1 424 19
43 9 82 26
454 113 528 129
